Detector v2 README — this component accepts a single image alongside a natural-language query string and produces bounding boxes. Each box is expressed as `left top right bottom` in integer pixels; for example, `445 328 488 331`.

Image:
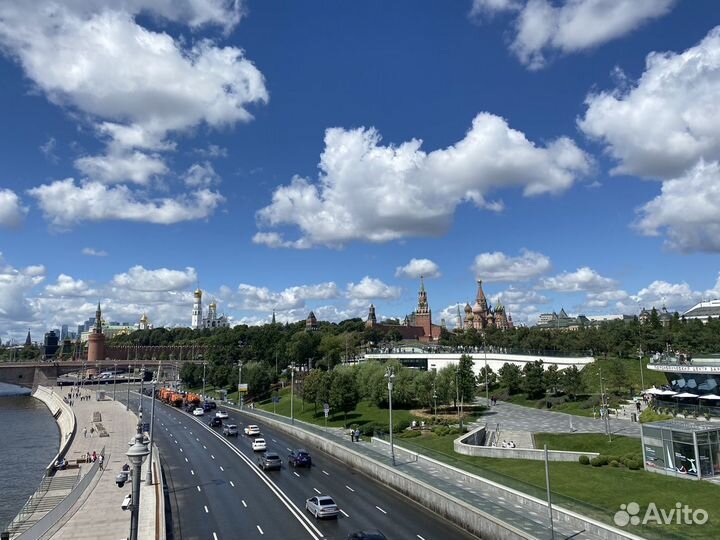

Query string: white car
244 424 260 436
251 438 267 452
192 407 204 416
215 410 229 419
305 495 339 519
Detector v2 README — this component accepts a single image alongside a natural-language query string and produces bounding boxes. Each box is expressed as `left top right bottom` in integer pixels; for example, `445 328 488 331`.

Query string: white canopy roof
659 389 678 396
644 388 664 395
673 392 699 398
699 394 720 400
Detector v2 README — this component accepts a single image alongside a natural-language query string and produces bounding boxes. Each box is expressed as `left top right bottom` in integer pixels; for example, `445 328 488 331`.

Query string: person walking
98 454 104 470
83 427 88 438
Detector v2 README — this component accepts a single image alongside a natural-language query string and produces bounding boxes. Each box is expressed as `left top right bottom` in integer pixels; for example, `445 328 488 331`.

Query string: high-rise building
61 324 69 340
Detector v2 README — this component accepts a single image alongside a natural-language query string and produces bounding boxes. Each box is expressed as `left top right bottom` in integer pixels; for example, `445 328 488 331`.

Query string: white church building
191 289 230 330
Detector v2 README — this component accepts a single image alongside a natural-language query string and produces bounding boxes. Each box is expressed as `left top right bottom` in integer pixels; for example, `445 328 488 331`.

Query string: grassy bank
399 432 717 540
533 433 641 455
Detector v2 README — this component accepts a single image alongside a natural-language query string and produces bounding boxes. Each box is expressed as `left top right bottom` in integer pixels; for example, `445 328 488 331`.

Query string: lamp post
201 356 206 402
484 344 490 407
126 420 150 540
432 379 438 417
145 381 157 485
290 363 295 425
139 363 145 416
386 367 396 466
126 363 131 412
237 360 243 410
113 362 118 401
599 367 612 442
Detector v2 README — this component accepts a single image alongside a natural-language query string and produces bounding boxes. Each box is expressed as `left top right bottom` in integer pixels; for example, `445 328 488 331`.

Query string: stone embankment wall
33 385 76 475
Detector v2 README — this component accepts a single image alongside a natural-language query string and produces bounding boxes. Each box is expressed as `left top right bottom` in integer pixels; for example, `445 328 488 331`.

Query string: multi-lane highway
122 391 478 540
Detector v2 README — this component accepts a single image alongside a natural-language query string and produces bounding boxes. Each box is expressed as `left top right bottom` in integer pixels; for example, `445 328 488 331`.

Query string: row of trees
490 361 585 399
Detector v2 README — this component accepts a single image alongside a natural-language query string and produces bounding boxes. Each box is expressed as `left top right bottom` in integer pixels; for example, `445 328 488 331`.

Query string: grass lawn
533 433 641 455
256 387 418 430
397 433 718 540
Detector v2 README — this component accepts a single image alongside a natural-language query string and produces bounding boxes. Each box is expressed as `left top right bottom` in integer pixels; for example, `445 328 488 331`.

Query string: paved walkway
17 387 158 540
477 400 641 438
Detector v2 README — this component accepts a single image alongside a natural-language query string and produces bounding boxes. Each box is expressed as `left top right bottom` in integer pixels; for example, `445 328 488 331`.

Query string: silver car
305 495 339 519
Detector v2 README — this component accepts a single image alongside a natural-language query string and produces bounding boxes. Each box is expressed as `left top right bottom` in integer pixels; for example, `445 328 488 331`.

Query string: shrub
609 460 620 467
398 430 421 439
628 460 642 470
590 457 603 467
578 455 590 465
396 419 412 432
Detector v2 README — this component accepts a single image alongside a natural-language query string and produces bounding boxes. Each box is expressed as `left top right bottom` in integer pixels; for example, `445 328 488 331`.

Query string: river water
0 384 59 531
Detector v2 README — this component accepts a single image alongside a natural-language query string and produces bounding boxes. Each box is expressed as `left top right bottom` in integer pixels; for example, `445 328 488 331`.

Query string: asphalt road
123 391 478 540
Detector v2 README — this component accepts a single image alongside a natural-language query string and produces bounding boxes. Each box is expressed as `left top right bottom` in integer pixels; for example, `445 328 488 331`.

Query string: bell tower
414 276 432 340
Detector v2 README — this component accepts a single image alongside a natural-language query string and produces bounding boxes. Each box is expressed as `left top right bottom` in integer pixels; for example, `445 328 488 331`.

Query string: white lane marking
340 509 349 518
375 505 387 514
184 457 188 463
272 439 277 442
196 438 200 442
345 485 354 492
204 505 209 513
197 486 202 492
257 525 264 535
189 431 193 435
191 470 195 476
416 536 426 540
186 414 324 540
230 481 235 487
213 533 218 540
174 440 178 444
322 470 329 476
293 472 300 477
184 426 187 429
180 448 183 452
286 447 292 452
211 454 215 460
203 445 207 449
241 499 247 507
220 466 224 471
313 488 321 494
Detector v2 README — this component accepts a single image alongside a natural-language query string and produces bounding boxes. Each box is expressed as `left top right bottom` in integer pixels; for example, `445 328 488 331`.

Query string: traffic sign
238 383 249 393
323 402 330 417
272 396 281 403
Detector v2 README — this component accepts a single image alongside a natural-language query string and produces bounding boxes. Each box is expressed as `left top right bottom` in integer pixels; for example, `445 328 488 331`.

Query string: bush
595 455 609 466
578 455 590 465
590 457 603 467
628 460 642 470
398 430 421 439
609 460 620 467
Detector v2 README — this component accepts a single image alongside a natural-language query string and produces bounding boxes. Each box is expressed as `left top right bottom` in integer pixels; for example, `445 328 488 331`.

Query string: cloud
192 144 228 158
346 277 401 308
472 249 551 282
0 189 28 228
538 266 616 292
0 254 45 322
580 27 720 179
28 179 225 228
585 289 630 309
234 282 339 311
75 151 168 185
40 137 59 163
475 0 676 70
183 162 221 188
82 247 108 257
256 113 590 247
251 232 311 250
111 265 197 292
634 161 720 252
634 280 701 313
45 274 95 297
395 258 441 279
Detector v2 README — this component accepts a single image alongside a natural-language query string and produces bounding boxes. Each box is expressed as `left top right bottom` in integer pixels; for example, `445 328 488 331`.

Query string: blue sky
1 0 720 342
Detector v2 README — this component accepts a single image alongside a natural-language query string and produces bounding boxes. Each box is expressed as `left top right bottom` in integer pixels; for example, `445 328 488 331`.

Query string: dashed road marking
345 485 355 492
417 535 426 540
213 533 218 540
204 505 209 513
293 472 300 477
220 466 224 471
257 525 264 535
185 457 188 463
180 448 183 453
313 488 321 494
211 455 215 460
375 506 387 514
191 470 195 475
203 445 207 450
272 439 277 443
230 481 234 487
340 509 349 518
241 499 247 507
322 470 329 476
197 486 202 492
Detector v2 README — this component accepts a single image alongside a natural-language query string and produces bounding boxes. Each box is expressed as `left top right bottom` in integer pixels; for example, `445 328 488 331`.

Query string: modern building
60 324 69 340
641 420 720 480
191 289 230 330
682 300 720 324
43 330 60 359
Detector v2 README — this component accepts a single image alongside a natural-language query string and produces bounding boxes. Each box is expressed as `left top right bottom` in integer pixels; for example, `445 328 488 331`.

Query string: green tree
180 362 201 386
562 365 584 399
498 363 522 394
302 369 328 414
329 368 360 425
457 355 476 404
544 364 560 395
523 359 545 399
435 366 456 406
477 365 497 390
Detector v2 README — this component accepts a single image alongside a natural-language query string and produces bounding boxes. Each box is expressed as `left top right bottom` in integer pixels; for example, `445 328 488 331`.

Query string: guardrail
151 443 166 540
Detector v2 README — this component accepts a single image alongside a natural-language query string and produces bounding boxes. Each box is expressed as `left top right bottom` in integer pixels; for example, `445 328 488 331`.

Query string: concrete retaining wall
242 411 535 540
33 386 76 475
152 443 166 540
455 426 599 462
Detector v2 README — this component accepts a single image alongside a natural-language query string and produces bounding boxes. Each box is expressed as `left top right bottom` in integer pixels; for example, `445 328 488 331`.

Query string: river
0 384 59 531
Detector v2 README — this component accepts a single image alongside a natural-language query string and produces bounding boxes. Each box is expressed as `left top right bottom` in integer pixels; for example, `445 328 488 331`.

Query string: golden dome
194 288 202 298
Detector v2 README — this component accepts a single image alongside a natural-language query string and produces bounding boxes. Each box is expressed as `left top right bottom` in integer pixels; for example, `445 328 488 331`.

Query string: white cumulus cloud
45 274 95 297
472 249 551 282
395 258 441 279
112 266 197 292
82 248 108 257
234 282 339 311
346 277 401 301
183 162 221 188
539 266 616 292
75 151 168 185
256 113 590 247
0 189 28 228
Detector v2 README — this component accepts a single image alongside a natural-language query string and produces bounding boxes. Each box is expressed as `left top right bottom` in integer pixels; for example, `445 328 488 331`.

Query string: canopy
699 394 720 400
659 390 678 396
644 388 664 395
673 392 699 399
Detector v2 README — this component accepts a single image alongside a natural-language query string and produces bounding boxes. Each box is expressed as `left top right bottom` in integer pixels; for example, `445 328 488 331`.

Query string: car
346 532 387 540
305 495 339 519
205 400 217 409
244 424 260 436
208 417 222 427
215 410 229 419
257 451 282 470
192 407 204 416
251 438 267 452
288 449 312 468
222 424 238 437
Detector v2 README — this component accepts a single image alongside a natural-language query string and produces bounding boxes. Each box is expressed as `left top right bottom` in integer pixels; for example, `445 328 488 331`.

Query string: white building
683 300 720 323
191 289 230 330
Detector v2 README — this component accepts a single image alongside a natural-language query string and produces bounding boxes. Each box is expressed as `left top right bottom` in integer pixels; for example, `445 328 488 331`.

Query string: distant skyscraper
61 324 69 340
24 330 31 346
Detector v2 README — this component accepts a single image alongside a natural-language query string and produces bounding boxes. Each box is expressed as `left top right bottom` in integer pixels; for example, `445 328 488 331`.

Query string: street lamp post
126 363 131 412
201 357 206 402
139 363 145 416
145 382 157 485
126 420 150 540
290 363 295 425
113 362 117 401
599 367 612 442
237 360 243 410
386 367 396 466
484 345 490 407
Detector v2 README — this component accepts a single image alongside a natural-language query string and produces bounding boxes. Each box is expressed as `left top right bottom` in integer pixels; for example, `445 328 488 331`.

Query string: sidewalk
16 387 158 540
235 406 612 540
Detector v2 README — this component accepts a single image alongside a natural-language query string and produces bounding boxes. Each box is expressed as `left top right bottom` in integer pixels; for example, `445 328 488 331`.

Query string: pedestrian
354 428 360 442
349 430 354 442
91 451 97 462
99 454 104 470
83 427 87 438
90 426 95 437
636 401 641 413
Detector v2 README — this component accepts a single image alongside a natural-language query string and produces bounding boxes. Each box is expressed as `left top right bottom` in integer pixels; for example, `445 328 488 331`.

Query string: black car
347 532 387 540
258 451 282 471
208 417 222 427
288 449 312 467
203 400 217 410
